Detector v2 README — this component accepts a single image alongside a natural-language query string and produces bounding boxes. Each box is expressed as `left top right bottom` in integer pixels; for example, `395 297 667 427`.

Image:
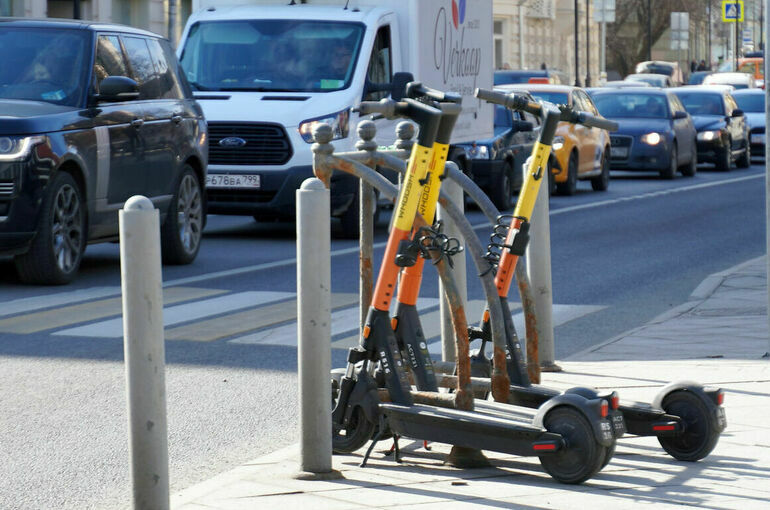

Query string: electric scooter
451 88 727 463
331 92 614 484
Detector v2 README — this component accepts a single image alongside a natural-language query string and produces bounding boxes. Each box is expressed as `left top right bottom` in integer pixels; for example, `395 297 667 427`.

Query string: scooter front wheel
539 407 607 484
657 390 721 461
331 378 376 454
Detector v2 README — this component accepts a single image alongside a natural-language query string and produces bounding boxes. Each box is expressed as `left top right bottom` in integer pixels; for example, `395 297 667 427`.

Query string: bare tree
606 0 714 77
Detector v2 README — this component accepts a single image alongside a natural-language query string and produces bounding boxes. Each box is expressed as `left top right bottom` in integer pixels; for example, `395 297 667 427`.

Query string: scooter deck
380 402 564 457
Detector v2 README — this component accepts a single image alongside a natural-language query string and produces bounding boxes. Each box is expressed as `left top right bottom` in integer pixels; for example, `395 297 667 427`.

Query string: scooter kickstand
360 415 387 468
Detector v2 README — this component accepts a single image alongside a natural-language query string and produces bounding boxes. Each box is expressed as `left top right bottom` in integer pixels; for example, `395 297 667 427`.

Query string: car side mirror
731 109 745 117
673 110 688 120
513 120 534 132
94 76 140 103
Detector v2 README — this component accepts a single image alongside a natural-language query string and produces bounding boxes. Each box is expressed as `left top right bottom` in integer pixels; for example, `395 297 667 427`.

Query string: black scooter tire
599 441 616 470
657 390 721 462
539 407 607 484
331 379 376 454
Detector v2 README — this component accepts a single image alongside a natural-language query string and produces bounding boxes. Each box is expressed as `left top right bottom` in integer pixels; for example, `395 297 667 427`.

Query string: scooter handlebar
565 109 619 132
407 82 463 104
474 88 542 116
355 98 407 118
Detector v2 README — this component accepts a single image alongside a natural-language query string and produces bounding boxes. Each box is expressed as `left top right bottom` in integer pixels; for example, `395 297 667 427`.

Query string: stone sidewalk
171 257 770 510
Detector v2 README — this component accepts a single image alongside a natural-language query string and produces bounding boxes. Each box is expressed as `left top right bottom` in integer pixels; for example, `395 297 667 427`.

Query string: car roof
626 73 669 79
0 17 160 37
590 87 668 95
673 85 732 94
497 83 575 93
731 87 765 96
703 72 752 82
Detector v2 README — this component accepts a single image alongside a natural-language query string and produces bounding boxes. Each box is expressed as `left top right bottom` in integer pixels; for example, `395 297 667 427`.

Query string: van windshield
179 20 365 93
0 27 90 107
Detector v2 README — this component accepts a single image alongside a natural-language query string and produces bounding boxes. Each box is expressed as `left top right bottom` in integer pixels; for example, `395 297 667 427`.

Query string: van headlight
0 136 45 161
552 136 565 151
640 132 662 145
298 109 350 143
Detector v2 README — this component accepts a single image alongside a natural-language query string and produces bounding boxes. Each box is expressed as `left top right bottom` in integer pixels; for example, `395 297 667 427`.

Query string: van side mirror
673 110 688 120
94 76 140 103
390 72 415 101
731 109 744 117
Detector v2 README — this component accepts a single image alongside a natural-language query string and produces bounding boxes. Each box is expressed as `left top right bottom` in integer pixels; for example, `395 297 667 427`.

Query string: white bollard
526 177 561 371
296 178 339 478
120 195 169 510
438 174 468 362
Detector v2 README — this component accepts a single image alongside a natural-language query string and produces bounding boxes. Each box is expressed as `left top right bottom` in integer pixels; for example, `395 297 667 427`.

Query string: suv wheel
716 141 732 171
660 143 677 179
736 139 751 168
490 160 515 211
161 165 203 265
15 172 85 284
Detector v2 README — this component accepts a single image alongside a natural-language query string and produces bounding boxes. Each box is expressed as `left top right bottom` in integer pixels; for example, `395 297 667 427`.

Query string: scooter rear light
533 442 558 451
653 425 676 431
717 391 724 406
610 393 620 410
600 401 609 418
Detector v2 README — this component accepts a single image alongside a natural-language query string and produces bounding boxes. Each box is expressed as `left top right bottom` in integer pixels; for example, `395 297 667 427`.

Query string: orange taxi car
497 84 612 195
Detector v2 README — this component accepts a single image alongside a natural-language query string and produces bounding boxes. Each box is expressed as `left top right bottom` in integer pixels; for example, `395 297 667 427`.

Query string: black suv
0 19 208 284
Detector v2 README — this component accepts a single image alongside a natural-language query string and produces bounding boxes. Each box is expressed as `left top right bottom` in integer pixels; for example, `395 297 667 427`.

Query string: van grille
0 180 14 196
208 122 292 165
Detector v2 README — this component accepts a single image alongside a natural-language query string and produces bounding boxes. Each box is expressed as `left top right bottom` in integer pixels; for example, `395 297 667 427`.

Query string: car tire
556 152 578 196
736 138 751 168
681 140 697 177
15 172 85 285
338 185 380 239
590 151 610 191
161 164 204 265
660 143 677 179
490 160 515 211
715 141 732 171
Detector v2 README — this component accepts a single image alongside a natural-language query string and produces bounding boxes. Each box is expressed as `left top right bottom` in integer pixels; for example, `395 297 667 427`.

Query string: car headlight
467 144 490 160
0 136 45 162
640 132 662 145
298 109 350 144
697 130 721 142
551 136 565 151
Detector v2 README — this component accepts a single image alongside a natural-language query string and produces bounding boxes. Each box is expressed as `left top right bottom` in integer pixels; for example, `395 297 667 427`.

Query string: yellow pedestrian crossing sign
722 0 744 22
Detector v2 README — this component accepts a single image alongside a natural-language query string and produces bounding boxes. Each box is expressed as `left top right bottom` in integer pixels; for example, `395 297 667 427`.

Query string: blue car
587 88 698 178
731 88 765 159
671 86 751 171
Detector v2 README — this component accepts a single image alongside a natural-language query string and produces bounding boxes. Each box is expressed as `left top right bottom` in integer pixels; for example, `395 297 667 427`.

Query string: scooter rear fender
533 393 615 447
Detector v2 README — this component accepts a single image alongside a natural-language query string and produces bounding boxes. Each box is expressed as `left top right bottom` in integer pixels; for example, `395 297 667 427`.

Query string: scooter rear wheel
539 407 607 484
657 390 721 461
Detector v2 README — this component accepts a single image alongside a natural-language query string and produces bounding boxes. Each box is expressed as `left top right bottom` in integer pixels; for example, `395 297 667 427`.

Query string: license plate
716 406 727 430
751 134 765 144
610 147 629 158
206 174 261 189
612 413 627 436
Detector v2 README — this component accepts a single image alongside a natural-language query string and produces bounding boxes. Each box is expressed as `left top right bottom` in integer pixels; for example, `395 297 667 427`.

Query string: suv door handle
131 118 144 128
172 115 184 125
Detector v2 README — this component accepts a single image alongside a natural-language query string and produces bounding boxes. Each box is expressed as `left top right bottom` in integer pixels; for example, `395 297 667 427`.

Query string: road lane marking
0 287 120 318
166 293 358 342
54 291 293 338
0 287 224 334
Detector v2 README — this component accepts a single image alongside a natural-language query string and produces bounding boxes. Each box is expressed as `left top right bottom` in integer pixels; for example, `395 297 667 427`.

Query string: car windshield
674 92 725 116
0 27 90 107
179 20 365 92
626 74 665 86
591 93 669 118
734 93 765 112
528 91 569 105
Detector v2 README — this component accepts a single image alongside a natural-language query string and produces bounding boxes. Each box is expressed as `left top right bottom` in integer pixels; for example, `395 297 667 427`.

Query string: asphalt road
0 162 765 509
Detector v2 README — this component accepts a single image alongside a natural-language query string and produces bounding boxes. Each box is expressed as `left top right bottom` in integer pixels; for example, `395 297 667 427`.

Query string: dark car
731 88 765 158
671 86 751 171
494 69 565 86
0 19 208 284
688 71 714 85
588 88 697 178
455 98 544 210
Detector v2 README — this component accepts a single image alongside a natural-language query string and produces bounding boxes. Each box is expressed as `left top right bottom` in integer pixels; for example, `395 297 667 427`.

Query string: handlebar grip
407 82 462 104
576 112 618 132
474 88 542 116
355 98 404 119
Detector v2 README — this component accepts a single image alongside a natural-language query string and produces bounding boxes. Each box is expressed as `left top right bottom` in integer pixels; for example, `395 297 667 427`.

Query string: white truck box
179 0 492 235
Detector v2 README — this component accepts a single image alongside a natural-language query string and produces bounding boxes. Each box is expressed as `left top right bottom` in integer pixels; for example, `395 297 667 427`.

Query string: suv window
364 25 392 101
122 36 160 99
94 35 129 93
147 38 184 99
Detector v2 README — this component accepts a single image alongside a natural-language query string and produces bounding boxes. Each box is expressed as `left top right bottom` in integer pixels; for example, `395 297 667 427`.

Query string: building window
494 19 505 70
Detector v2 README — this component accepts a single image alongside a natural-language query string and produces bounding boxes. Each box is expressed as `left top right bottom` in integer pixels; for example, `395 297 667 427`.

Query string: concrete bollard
438 168 468 362
120 195 169 510
295 178 340 479
526 176 561 372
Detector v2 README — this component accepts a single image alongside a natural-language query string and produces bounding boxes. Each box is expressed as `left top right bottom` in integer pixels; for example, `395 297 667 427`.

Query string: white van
178 0 492 236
